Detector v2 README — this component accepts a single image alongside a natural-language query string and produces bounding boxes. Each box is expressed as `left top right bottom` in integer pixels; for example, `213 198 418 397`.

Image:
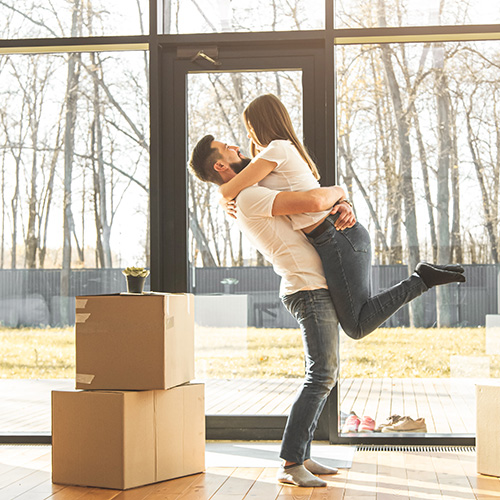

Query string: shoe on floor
375 414 402 432
381 416 427 433
342 411 360 433
358 415 376 432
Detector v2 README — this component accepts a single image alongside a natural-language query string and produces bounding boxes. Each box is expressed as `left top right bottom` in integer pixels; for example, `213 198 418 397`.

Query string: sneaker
381 416 427 433
375 414 402 432
358 416 376 432
342 411 360 433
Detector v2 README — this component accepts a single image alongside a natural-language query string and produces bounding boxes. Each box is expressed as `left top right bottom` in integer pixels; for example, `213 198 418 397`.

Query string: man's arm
271 186 345 216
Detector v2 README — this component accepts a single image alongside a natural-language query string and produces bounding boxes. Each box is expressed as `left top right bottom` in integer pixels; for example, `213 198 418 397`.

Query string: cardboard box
75 293 194 390
52 383 205 490
477 384 500 477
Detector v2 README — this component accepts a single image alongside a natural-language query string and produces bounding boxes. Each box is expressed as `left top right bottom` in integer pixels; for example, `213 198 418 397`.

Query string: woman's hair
243 94 320 179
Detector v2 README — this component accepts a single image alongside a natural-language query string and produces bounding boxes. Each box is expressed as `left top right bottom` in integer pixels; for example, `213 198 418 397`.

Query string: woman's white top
253 140 331 230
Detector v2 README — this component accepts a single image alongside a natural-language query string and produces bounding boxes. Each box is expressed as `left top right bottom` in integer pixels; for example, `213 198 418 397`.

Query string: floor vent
356 445 475 453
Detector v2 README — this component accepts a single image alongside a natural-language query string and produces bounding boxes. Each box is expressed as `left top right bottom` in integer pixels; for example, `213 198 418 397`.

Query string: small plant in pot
122 267 150 294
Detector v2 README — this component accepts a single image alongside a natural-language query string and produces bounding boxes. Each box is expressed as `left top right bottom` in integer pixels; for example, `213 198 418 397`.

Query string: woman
219 93 465 339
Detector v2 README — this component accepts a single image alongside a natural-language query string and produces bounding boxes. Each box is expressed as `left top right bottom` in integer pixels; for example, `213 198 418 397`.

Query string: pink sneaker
342 412 360 433
359 416 376 432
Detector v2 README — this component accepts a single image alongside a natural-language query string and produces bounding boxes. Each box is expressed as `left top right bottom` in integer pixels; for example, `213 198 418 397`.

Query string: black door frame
153 37 341 441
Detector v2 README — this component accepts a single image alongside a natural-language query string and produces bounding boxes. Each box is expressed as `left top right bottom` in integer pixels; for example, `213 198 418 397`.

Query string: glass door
158 42 335 438
188 69 304 421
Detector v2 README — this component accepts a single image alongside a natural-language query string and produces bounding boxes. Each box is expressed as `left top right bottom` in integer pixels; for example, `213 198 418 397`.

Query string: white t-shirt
235 185 327 297
254 140 331 230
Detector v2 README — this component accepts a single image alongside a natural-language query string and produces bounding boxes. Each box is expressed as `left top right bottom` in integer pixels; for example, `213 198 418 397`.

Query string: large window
336 39 499 436
0 0 149 39
0 48 149 433
335 0 500 28
163 0 325 34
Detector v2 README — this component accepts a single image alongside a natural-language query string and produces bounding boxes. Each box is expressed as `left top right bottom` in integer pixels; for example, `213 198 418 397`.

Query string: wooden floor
1 445 499 499
0 377 484 434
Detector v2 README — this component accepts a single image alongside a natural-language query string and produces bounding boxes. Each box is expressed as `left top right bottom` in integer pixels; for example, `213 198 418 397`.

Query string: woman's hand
219 197 237 219
331 201 356 230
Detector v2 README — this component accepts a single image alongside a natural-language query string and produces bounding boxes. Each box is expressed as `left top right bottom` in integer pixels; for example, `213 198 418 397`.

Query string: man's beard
230 156 251 174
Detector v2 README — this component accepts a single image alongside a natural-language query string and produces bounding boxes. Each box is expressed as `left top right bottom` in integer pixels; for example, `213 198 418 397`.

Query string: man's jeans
307 215 428 339
280 289 339 464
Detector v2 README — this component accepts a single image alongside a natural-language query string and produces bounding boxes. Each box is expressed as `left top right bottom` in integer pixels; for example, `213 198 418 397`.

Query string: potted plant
122 267 150 294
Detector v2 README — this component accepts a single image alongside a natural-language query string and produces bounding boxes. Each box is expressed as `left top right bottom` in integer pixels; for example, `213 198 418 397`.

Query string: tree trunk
466 110 500 263
10 151 21 269
433 42 455 326
449 100 462 263
188 176 217 267
39 122 60 268
378 0 423 326
413 111 437 261
188 209 217 267
25 109 39 269
162 0 171 34
0 149 5 268
60 0 82 324
339 137 390 257
370 57 401 264
91 53 112 268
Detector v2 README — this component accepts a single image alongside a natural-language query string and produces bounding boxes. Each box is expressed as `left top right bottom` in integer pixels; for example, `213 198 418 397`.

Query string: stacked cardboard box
477 384 500 478
52 293 205 490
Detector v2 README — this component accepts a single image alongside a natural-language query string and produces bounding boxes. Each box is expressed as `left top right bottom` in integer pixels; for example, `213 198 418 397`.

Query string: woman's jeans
307 215 428 339
280 289 339 464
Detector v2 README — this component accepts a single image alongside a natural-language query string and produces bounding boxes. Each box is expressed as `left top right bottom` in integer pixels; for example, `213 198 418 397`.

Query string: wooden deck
0 445 498 499
0 377 484 435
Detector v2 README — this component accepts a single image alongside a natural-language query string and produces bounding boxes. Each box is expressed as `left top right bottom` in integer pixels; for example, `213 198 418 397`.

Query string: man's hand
331 201 356 230
219 196 237 219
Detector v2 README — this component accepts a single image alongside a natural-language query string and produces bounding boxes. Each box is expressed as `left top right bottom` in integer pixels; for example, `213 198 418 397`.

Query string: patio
0 377 482 434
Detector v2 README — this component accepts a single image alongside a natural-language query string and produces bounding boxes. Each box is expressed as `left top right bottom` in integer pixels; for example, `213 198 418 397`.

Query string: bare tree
464 94 500 263
1 86 28 269
38 113 63 268
377 0 423 326
89 52 112 268
60 0 83 324
433 42 455 326
6 56 53 268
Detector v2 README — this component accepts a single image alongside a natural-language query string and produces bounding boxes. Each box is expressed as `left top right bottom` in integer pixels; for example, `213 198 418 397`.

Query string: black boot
415 262 466 288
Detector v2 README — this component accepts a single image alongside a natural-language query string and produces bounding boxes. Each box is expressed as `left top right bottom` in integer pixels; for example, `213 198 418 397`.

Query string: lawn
0 325 496 379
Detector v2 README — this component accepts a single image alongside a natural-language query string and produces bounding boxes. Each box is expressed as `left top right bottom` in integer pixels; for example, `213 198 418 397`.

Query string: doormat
205 442 355 468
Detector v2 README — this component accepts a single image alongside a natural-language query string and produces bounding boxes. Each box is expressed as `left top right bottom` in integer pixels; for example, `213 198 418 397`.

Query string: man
190 135 355 487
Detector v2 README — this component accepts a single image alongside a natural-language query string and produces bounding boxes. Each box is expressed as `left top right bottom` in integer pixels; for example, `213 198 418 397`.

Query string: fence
0 265 497 328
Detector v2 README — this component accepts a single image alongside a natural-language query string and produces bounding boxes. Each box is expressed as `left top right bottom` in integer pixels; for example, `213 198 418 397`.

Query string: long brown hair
243 94 320 179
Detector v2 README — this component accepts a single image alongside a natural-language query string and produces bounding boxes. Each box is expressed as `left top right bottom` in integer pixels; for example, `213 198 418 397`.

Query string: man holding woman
189 94 465 487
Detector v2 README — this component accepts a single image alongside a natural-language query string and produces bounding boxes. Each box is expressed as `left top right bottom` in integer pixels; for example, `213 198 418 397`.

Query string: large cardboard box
52 383 205 490
75 293 194 390
477 384 500 477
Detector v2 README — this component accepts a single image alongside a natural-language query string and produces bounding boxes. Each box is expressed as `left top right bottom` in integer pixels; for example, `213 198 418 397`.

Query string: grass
0 325 496 380
0 328 75 379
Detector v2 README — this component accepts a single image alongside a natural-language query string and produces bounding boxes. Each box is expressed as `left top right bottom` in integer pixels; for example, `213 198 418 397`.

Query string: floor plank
209 467 263 498
1 446 500 499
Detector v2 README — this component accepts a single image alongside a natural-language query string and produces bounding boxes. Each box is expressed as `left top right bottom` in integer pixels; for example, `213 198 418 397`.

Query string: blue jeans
280 289 339 464
307 215 428 339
